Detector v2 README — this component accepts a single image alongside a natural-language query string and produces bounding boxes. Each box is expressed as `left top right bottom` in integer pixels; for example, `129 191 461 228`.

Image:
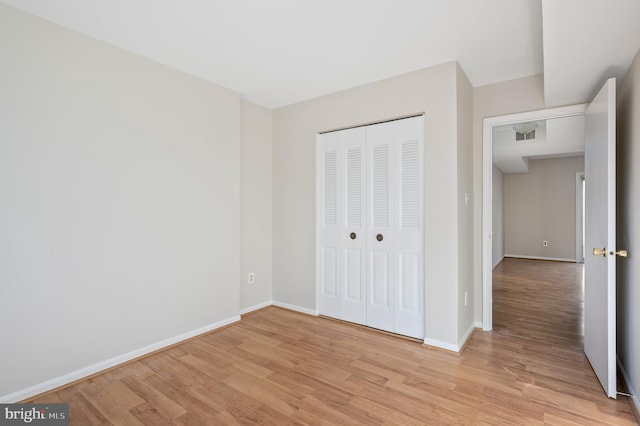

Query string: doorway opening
489 113 587 346
482 104 587 331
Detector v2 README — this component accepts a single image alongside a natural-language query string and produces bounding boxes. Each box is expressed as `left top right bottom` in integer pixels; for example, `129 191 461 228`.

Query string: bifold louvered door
317 116 424 339
317 126 367 324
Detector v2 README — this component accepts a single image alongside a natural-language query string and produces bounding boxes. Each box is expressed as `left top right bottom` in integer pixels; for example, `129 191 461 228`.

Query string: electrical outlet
464 291 469 307
543 240 548 247
248 272 255 284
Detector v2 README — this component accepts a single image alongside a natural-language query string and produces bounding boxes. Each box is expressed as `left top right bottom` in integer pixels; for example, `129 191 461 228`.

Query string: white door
317 134 341 319
317 116 424 339
394 119 425 338
340 128 367 324
366 123 397 332
584 77 617 398
317 127 367 323
366 117 424 338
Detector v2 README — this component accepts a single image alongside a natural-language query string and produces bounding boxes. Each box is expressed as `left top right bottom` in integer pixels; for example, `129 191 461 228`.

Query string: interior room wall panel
0 4 241 399
503 156 584 260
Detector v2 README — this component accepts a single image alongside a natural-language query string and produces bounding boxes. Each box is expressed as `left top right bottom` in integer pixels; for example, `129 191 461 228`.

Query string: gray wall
240 101 273 311
273 62 474 349
617 47 640 414
504 157 584 261
472 75 546 323
0 4 252 399
492 166 505 268
456 65 475 342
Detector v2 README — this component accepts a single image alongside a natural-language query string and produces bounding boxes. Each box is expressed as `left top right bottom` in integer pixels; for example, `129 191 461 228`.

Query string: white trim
617 357 640 414
482 104 588 331
423 337 459 352
239 300 273 315
474 321 483 329
576 172 585 263
315 133 321 319
0 315 241 403
504 254 577 263
482 113 494 331
272 300 319 316
458 322 476 350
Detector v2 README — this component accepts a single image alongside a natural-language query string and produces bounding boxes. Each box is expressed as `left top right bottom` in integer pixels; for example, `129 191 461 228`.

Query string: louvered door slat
401 140 420 230
323 151 337 226
371 144 389 228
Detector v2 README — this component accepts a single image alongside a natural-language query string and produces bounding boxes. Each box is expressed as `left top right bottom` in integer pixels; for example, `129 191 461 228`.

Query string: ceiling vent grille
515 130 536 141
513 122 538 141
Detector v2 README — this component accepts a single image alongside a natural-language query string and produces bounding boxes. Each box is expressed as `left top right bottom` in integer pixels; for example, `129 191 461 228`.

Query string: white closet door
317 135 341 319
317 116 424 339
340 129 367 324
394 117 424 338
366 116 424 338
317 127 367 323
366 122 397 332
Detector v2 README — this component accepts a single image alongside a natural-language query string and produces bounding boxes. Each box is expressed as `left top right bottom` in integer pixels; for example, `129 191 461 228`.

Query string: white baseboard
424 322 479 353
617 357 640 415
458 322 476 350
239 300 273 315
423 337 459 353
504 254 576 263
272 300 318 316
0 315 241 404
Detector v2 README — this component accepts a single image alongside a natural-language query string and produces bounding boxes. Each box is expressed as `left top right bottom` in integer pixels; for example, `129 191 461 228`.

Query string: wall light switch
543 241 548 247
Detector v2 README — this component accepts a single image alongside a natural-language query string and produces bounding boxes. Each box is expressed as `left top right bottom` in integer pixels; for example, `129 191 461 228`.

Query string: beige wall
503 157 584 260
472 75 546 323
240 101 273 311
617 47 640 414
273 62 471 348
456 64 475 341
0 5 241 399
492 166 505 267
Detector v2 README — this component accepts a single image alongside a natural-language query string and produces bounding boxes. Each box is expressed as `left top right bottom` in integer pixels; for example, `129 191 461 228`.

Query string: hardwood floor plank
129 402 173 426
56 388 111 425
120 376 187 420
27 258 637 424
75 377 145 425
222 369 301 417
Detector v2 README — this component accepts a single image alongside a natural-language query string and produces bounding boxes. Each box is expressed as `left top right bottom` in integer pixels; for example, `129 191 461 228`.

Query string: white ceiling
493 116 585 174
542 0 640 107
1 0 639 109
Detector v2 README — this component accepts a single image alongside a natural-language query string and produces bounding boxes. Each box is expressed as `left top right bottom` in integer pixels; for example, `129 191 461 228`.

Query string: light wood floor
29 258 637 424
493 257 585 350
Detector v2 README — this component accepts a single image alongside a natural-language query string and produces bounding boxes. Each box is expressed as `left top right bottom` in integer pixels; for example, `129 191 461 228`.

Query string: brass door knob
376 234 383 241
593 247 607 257
615 249 628 257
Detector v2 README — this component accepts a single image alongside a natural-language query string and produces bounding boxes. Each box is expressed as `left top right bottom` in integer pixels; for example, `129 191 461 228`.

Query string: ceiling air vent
513 123 537 141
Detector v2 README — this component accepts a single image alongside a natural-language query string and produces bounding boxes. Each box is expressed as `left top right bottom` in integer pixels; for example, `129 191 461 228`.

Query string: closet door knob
350 232 357 240
376 234 383 241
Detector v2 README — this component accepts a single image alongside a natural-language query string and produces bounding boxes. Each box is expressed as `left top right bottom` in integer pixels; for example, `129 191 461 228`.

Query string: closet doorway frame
315 113 426 337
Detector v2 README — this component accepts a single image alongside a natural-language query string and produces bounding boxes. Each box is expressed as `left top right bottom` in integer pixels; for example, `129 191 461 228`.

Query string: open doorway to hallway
490 116 586 348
